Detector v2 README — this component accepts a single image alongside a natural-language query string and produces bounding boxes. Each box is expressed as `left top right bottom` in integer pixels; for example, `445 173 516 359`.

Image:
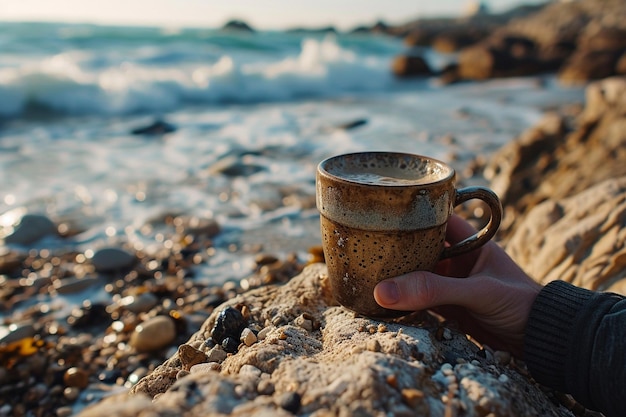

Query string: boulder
391 54 432 78
506 177 626 295
80 264 575 417
457 43 549 80
559 49 624 84
452 0 626 82
431 29 488 53
484 76 626 240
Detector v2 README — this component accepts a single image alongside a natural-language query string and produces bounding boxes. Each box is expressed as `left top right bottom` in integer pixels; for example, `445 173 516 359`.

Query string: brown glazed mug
316 151 502 319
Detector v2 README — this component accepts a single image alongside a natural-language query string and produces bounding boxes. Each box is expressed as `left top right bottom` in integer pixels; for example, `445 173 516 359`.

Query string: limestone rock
485 76 626 240
80 264 575 416
506 177 626 295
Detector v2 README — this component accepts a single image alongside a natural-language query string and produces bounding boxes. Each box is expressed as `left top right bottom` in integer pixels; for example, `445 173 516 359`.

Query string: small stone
118 293 158 314
64 367 89 389
222 336 239 353
206 346 228 363
54 277 100 295
210 307 246 344
366 339 381 352
130 315 177 352
91 247 136 272
277 391 301 414
239 364 262 378
257 379 275 395
190 362 221 374
240 328 257 346
0 324 36 344
442 328 452 340
294 314 313 332
271 315 286 326
56 406 73 417
257 327 271 340
402 388 424 408
178 344 208 371
4 213 57 245
63 386 80 401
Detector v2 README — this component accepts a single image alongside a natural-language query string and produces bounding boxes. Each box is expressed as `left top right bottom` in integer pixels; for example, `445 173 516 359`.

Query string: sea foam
0 34 397 118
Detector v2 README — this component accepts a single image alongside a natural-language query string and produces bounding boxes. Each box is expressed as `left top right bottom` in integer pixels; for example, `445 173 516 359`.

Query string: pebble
118 293 158 314
54 276 100 294
366 339 381 352
401 388 424 408
240 328 257 346
206 346 228 363
64 367 89 389
239 364 262 378
56 406 73 417
210 307 246 344
91 247 136 272
222 336 239 353
257 327 271 340
4 213 57 245
63 387 81 401
129 315 177 352
0 323 36 344
257 379 275 395
178 344 208 371
294 314 313 332
190 362 221 374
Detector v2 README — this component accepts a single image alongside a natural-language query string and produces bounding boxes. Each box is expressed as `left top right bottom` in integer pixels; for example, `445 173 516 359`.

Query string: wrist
522 280 594 391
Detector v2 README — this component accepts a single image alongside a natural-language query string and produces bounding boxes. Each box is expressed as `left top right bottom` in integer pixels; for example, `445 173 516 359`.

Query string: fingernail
376 280 400 305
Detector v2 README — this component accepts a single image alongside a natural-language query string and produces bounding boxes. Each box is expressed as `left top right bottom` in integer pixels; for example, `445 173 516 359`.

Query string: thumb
374 271 483 312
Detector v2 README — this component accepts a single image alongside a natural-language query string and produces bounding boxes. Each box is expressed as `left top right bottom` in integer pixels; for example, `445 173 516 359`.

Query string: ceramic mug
316 151 502 318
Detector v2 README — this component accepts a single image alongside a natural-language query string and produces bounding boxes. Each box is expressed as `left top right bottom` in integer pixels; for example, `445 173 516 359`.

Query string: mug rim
317 151 455 187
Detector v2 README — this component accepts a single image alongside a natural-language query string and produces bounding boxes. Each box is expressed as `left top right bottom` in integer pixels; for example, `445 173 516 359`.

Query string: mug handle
440 186 503 259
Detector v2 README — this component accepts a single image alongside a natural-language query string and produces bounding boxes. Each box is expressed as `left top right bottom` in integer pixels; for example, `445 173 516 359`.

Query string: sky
0 0 547 30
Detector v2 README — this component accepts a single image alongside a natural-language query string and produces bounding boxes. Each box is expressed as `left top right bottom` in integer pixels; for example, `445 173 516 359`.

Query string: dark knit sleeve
523 280 626 417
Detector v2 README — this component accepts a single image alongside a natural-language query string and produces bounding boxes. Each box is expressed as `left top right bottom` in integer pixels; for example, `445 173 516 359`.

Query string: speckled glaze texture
316 152 502 318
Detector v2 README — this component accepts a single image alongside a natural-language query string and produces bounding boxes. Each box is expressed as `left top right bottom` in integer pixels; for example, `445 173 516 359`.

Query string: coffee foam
332 164 445 186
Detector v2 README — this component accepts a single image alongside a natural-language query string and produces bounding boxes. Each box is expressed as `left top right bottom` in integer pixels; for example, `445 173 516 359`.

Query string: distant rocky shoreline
223 0 626 85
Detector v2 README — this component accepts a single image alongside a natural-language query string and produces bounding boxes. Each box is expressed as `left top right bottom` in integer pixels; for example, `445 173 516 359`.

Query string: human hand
373 215 542 357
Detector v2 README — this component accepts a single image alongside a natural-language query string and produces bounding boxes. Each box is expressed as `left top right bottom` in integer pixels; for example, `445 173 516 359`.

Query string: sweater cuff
522 280 594 391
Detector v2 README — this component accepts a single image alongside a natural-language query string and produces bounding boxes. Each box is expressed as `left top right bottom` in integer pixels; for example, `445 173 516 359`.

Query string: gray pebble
4 214 57 245
0 323 36 344
91 247 136 272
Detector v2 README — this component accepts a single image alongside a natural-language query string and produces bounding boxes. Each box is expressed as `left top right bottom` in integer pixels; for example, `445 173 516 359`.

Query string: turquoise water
0 22 409 117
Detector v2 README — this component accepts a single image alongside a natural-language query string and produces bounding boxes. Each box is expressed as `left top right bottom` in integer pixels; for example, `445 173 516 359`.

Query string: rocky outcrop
80 264 575 417
484 76 626 240
389 0 626 83
463 0 626 83
506 177 626 295
391 54 433 78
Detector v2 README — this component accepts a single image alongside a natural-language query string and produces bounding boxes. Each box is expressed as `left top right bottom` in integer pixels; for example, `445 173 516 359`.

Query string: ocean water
0 21 585 292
